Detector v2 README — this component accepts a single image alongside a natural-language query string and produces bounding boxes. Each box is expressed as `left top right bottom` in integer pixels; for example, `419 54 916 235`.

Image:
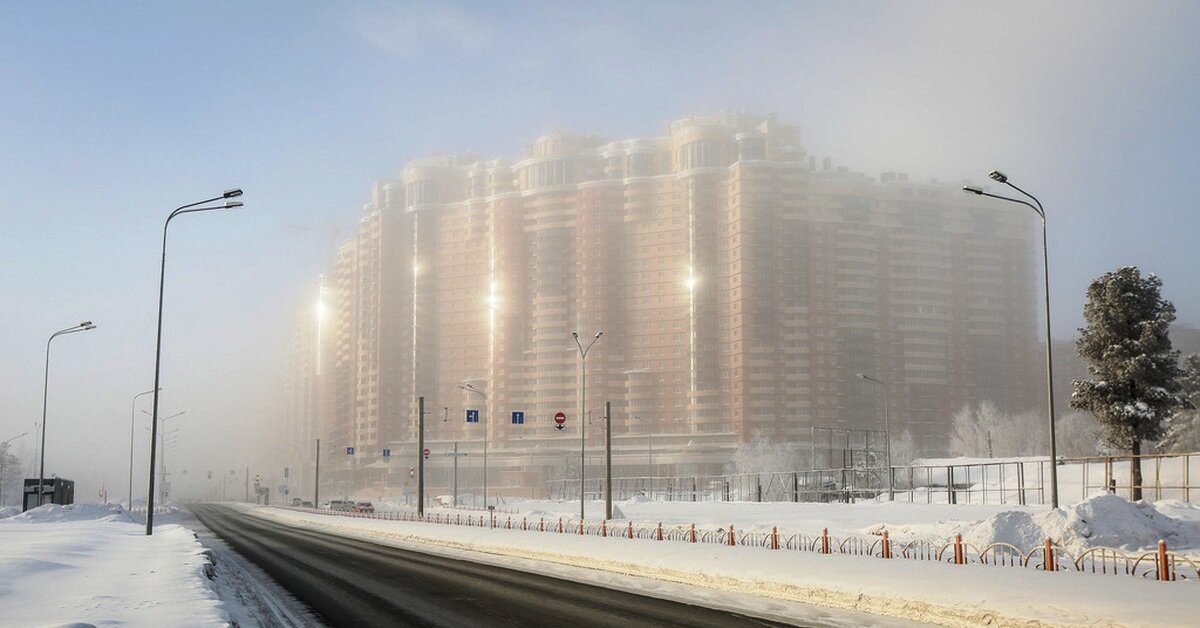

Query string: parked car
327 499 353 512
301 500 314 508
290 497 302 506
353 501 374 513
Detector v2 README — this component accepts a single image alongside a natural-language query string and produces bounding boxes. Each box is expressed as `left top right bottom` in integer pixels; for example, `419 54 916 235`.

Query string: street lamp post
128 388 157 509
964 172 1059 509
1 432 29 506
38 321 96 508
147 189 243 535
457 383 487 509
855 373 892 500
154 412 185 503
572 330 602 520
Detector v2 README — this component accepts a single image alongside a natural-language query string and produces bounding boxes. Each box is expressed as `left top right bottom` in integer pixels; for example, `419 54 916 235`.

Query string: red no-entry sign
554 411 566 431
423 448 430 459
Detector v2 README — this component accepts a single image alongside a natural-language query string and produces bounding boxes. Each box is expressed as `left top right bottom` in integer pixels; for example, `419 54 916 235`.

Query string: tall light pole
572 330 602 520
457 382 487 509
1 431 29 506
152 411 186 503
964 172 1059 509
128 388 157 508
147 189 243 535
38 321 96 507
855 373 892 500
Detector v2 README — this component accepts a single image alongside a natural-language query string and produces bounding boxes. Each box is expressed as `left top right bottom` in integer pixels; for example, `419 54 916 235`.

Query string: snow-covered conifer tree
1070 267 1188 499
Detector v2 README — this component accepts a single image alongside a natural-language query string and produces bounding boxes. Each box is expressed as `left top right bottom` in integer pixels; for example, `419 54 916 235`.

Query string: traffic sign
346 446 355 455
511 411 524 425
466 409 480 423
423 447 430 459
554 411 566 431
382 448 391 458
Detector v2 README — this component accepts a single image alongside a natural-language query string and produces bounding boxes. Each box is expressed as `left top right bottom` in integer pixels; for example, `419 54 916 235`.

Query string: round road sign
554 411 566 425
423 448 430 458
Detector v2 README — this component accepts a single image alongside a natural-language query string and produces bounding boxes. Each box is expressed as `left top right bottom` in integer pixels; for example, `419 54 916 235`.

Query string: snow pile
0 506 19 519
960 510 1047 550
960 493 1200 554
10 502 132 523
0 513 229 625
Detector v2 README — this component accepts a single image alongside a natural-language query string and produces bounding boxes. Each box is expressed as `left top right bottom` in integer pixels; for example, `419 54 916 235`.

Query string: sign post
418 396 425 518
554 411 566 431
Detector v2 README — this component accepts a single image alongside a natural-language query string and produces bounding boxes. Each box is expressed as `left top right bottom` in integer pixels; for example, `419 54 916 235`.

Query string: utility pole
314 438 320 506
605 401 612 520
418 396 425 518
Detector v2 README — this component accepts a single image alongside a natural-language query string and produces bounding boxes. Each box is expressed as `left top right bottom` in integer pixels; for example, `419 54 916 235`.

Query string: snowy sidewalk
0 504 229 627
247 504 1197 627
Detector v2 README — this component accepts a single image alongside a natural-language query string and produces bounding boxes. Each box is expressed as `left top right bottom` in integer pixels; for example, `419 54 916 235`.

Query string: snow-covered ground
247 502 1198 627
374 491 1200 557
0 503 230 627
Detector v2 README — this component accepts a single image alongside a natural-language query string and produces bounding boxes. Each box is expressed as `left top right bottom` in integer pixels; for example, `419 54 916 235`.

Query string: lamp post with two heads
964 171 1058 509
572 330 602 520
146 189 243 534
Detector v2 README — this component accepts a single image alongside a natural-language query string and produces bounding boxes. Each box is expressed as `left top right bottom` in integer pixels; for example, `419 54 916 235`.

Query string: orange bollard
954 534 964 565
771 526 779 550
601 520 607 537
578 519 584 535
627 521 633 539
689 523 696 543
506 516 511 530
728 525 736 546
1044 537 1055 572
821 528 830 554
882 529 892 559
522 516 527 531
656 522 663 541
1158 540 1170 581
558 517 563 533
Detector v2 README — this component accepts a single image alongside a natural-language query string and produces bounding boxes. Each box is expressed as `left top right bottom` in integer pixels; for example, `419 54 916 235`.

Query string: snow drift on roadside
8 502 133 523
960 493 1200 554
0 511 229 626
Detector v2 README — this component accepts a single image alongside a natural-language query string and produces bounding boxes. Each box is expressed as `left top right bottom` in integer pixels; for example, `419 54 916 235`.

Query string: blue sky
2 1 1199 497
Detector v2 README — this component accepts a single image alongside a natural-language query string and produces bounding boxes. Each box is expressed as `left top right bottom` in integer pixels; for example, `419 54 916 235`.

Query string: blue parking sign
466 409 480 423
382 448 391 458
511 411 524 424
346 446 355 455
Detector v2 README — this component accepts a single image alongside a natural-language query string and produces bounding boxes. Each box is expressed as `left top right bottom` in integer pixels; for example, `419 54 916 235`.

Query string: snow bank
0 510 230 626
8 502 133 523
0 506 19 519
959 493 1200 554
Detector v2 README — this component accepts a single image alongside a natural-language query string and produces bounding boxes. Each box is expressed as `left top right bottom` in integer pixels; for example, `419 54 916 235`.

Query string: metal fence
279 505 1200 583
547 451 1199 506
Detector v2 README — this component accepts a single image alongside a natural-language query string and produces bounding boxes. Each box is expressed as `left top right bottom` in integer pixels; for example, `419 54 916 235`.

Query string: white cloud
349 3 489 58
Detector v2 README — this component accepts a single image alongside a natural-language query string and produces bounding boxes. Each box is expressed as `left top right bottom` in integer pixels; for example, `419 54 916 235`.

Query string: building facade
283 113 1041 500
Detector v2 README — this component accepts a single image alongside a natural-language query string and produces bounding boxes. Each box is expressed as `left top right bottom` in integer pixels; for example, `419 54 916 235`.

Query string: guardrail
274 505 1200 583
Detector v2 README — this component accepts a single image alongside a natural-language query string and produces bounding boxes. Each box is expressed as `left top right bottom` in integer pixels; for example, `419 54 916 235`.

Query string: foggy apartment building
284 113 1041 497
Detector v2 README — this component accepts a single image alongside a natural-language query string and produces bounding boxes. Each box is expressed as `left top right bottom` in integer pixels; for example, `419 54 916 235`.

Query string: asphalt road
192 504 797 627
